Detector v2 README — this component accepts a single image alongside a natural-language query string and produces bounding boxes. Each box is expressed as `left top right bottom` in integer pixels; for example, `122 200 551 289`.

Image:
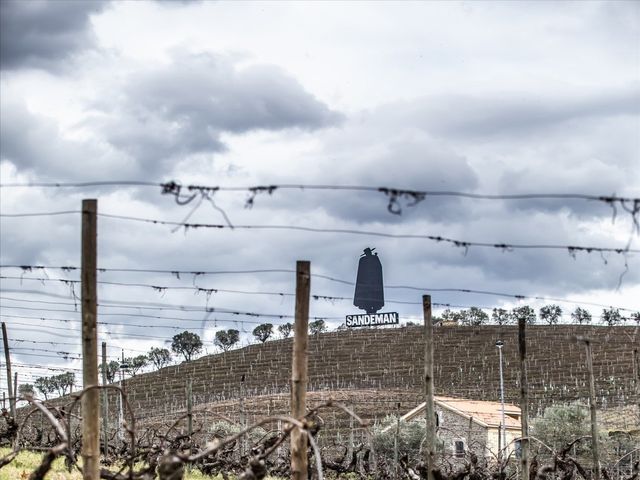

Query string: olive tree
461 307 489 326
571 307 592 325
252 323 274 343
601 307 622 326
124 355 148 376
309 319 327 335
171 331 203 362
511 305 536 325
278 322 293 338
539 304 562 325
491 308 511 325
214 329 240 352
100 360 120 383
148 347 172 370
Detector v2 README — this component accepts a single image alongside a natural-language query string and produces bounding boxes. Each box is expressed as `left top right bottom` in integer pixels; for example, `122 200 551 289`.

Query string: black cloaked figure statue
353 247 385 314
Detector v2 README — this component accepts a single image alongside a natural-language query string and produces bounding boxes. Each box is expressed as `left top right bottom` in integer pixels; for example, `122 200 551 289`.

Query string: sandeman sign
345 312 399 327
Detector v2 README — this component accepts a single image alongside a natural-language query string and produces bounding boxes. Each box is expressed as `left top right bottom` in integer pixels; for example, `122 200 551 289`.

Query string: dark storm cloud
0 0 109 70
90 52 343 177
362 88 640 219
0 53 342 180
254 133 479 224
0 97 134 180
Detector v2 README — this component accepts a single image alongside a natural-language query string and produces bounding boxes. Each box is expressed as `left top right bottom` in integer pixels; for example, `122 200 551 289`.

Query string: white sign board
345 312 399 327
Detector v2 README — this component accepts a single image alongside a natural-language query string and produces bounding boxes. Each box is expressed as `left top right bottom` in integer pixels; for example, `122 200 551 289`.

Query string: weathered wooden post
187 378 193 439
81 198 100 480
634 348 639 415
12 372 17 408
394 402 400 480
423 295 436 480
581 337 600 480
2 323 15 419
518 317 530 480
101 341 109 458
291 260 310 480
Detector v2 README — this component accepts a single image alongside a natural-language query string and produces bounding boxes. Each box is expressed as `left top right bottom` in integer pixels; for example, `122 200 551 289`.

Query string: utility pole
518 318 530 480
2 322 15 419
423 295 436 480
101 341 108 458
291 260 310 480
81 198 100 480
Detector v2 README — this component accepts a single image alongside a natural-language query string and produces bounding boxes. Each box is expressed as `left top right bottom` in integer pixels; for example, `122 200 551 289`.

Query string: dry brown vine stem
29 442 68 480
0 396 50 468
188 414 305 462
0 395 69 479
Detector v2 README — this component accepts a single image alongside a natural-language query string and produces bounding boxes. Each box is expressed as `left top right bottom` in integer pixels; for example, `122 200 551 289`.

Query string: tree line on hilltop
430 305 638 327
16 322 327 399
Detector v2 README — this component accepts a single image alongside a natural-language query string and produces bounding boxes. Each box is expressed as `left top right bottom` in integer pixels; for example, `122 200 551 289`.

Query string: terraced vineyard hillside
111 324 637 426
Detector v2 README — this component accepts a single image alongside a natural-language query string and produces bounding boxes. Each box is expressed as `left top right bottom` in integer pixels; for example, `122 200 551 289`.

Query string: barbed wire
0 275 496 308
2 210 636 255
0 303 342 321
1 264 637 311
1 291 637 323
1 179 638 221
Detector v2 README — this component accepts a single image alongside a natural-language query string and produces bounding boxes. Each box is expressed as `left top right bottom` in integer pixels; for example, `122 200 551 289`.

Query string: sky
0 0 639 392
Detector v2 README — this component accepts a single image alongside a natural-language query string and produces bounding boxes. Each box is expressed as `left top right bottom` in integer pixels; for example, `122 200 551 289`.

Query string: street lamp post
496 340 507 460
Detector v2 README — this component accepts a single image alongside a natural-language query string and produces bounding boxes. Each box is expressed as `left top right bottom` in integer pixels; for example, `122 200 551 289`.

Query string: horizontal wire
3 321 180 341
0 210 81 217
8 336 147 353
1 265 637 311
0 294 631 321
0 275 456 307
0 180 158 188
1 180 637 203
1 210 636 253
97 213 640 254
2 362 83 373
0 303 341 321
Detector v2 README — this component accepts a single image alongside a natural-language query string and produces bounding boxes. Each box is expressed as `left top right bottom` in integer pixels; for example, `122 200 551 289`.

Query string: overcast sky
0 0 639 391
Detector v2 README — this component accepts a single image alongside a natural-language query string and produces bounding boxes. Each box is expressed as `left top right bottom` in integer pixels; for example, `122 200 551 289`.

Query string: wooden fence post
81 198 100 480
583 338 600 480
13 372 17 410
101 341 108 458
518 317 530 480
394 401 400 480
423 295 436 480
187 378 193 439
239 374 246 458
291 260 310 480
634 348 639 415
2 322 15 419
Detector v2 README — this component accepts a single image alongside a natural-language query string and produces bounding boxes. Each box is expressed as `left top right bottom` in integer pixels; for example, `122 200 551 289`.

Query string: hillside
113 324 638 425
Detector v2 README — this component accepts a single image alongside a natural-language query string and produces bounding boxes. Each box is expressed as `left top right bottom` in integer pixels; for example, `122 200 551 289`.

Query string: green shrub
372 415 426 463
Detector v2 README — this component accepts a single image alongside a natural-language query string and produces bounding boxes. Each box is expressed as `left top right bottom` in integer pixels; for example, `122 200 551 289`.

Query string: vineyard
2 320 639 479
1 3 639 477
